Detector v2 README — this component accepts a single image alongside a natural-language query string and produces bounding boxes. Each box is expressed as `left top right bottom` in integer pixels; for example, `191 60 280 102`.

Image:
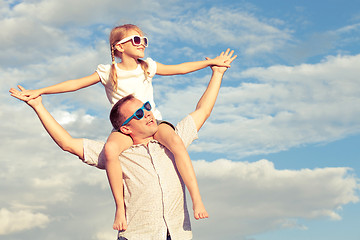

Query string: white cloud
143 6 292 57
0 101 109 206
0 208 50 235
2 0 183 31
334 22 360 34
6 0 127 25
1 1 360 239
51 109 78 125
280 21 360 64
32 174 73 188
177 54 360 158
94 230 118 240
191 159 359 240
50 109 94 125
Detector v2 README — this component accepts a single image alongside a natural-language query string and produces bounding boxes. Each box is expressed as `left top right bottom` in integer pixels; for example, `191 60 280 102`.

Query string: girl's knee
166 131 185 149
104 140 119 153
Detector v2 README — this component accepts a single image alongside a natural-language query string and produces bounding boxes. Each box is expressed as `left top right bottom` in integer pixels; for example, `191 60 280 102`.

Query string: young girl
17 24 231 231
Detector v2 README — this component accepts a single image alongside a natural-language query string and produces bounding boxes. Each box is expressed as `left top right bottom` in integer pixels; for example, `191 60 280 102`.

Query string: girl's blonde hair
109 24 149 90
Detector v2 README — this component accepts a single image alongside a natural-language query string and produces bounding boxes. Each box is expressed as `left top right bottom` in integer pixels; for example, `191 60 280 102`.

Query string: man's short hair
110 94 135 130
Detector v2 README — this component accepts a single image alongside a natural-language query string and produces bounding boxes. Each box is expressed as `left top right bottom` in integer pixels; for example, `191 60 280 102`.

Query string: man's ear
120 125 131 135
115 44 124 53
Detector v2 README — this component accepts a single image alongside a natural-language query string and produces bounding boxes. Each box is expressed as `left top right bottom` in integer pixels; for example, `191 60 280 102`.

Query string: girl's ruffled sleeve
96 64 111 85
145 58 157 78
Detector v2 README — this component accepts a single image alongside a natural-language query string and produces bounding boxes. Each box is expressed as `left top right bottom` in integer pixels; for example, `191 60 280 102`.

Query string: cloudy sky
1 0 360 239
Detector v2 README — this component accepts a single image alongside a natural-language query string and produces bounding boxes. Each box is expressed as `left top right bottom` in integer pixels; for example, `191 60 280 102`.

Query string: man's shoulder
175 115 199 148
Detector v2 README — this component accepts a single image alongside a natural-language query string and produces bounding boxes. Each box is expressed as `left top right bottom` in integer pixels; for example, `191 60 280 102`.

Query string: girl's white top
96 58 162 120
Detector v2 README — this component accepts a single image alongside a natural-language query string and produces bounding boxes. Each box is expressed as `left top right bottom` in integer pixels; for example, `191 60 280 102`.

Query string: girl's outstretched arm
10 72 101 100
10 85 85 159
156 49 233 76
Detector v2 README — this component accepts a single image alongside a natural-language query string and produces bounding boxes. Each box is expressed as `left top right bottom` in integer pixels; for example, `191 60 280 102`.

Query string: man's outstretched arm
190 49 237 131
10 85 85 159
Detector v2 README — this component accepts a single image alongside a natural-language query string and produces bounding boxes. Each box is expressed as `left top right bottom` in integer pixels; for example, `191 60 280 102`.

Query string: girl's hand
207 48 237 68
113 206 127 231
9 85 43 109
9 85 42 101
207 49 237 74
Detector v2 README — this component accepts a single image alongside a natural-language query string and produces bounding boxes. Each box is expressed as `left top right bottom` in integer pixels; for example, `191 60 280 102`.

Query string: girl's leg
104 131 133 230
154 123 209 220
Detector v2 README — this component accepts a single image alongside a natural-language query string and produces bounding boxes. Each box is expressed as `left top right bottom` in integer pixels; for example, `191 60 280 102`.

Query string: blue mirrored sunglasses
121 101 152 126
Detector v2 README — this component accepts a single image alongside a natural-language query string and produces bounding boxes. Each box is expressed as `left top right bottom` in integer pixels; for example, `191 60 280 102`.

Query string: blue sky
1 0 360 239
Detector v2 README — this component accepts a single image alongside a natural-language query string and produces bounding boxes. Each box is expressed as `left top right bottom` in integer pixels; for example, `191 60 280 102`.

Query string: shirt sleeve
145 58 157 78
95 64 111 85
175 115 199 148
82 139 106 170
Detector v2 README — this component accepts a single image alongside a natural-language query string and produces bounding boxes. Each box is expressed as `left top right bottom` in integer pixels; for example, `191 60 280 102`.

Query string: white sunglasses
116 35 148 47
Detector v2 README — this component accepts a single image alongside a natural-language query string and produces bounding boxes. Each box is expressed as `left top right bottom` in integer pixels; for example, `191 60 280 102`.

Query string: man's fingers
230 55 238 62
224 48 230 56
227 50 234 58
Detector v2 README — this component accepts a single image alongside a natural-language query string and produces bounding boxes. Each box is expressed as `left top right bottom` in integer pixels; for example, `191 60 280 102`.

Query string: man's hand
9 85 42 109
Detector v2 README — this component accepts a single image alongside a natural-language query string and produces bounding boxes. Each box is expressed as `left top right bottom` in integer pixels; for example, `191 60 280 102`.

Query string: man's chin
150 125 159 135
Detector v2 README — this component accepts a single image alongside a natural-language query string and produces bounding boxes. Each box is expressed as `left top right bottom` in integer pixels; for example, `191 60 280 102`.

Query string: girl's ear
115 44 124 53
120 125 131 135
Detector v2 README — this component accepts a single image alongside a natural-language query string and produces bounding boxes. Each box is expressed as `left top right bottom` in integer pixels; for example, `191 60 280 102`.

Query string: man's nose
144 110 151 118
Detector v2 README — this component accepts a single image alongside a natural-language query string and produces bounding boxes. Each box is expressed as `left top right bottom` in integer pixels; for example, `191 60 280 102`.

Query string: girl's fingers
17 85 26 95
14 93 29 101
9 88 16 94
10 90 19 96
10 93 21 101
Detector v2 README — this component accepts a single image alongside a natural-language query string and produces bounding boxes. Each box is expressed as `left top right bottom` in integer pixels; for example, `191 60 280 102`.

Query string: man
10 49 236 240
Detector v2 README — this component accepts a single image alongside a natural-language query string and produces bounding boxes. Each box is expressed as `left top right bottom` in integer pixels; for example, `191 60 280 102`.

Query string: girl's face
117 29 147 60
